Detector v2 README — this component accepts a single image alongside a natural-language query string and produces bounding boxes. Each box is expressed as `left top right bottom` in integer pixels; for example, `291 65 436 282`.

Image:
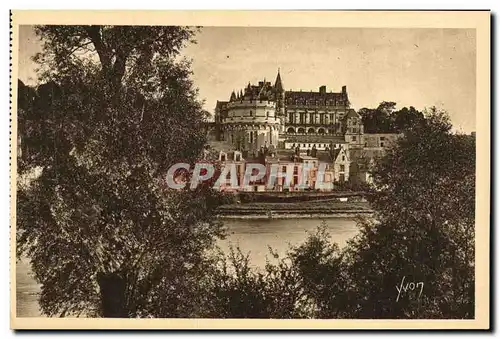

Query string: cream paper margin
9 10 491 330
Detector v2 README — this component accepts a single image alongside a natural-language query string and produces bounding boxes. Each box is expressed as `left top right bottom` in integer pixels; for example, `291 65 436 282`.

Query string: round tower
221 81 280 153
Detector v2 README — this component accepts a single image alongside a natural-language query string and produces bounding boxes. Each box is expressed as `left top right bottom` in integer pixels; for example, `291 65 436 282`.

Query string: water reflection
217 217 358 268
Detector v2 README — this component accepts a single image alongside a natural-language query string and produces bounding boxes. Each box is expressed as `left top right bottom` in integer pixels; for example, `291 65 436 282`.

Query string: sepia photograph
10 10 490 330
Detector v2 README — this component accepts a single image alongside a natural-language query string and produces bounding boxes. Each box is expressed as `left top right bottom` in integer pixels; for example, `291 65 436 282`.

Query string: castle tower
274 69 285 132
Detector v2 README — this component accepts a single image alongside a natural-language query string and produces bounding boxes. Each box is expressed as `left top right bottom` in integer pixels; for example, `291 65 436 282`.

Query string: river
217 217 358 268
15 217 358 317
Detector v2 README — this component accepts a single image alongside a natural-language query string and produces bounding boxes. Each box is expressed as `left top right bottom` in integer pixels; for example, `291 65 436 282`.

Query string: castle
211 70 399 188
213 70 365 152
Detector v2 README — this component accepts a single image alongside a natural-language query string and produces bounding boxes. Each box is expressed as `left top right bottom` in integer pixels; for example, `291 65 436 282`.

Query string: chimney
319 85 326 94
342 85 347 94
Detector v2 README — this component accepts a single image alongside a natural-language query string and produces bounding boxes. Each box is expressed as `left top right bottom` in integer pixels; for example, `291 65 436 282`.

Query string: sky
18 26 476 133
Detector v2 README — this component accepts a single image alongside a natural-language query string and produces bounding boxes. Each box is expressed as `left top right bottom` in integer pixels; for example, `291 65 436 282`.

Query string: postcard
10 10 490 330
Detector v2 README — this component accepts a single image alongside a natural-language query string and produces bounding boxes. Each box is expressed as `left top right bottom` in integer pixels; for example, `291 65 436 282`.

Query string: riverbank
216 200 373 219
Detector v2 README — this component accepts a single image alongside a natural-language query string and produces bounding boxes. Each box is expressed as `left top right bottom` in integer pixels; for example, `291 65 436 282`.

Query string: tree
358 102 425 133
390 106 425 132
17 25 227 317
358 102 396 133
210 108 475 319
200 245 315 318
341 107 475 318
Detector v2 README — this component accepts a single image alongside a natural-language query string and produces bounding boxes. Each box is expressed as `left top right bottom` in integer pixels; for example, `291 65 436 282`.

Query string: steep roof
274 69 283 92
285 90 346 102
345 108 360 119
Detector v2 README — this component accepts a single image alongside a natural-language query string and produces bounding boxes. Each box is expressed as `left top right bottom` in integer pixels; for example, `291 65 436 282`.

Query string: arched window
298 127 305 134
307 128 315 134
318 128 325 134
287 127 295 134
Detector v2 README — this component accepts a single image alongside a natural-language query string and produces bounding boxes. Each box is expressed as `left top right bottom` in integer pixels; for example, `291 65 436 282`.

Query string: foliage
200 244 315 318
345 107 475 318
17 25 475 320
17 25 227 317
205 108 475 319
358 101 425 133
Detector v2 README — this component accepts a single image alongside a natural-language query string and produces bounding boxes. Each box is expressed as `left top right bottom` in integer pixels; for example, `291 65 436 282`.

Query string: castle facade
211 70 400 188
213 70 365 152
